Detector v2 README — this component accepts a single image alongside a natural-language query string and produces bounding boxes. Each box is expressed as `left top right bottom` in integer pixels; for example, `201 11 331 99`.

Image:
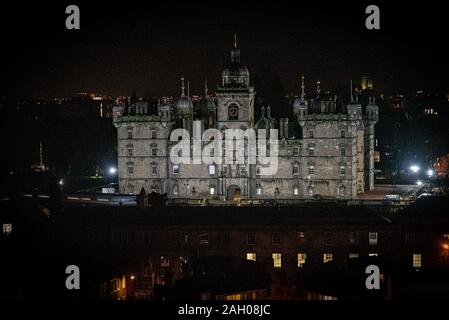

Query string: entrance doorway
226 185 241 202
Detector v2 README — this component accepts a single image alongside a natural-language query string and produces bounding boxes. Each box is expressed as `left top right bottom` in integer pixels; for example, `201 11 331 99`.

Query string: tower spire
181 76 185 96
234 33 238 48
350 80 354 102
300 75 305 102
187 80 190 97
204 79 208 97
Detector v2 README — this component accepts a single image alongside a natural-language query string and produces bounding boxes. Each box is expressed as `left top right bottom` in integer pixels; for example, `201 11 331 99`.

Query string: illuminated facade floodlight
427 169 434 177
59 179 64 186
410 165 420 173
416 180 423 186
109 167 117 175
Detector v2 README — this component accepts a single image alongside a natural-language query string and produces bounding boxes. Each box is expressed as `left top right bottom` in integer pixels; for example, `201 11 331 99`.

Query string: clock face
229 106 238 120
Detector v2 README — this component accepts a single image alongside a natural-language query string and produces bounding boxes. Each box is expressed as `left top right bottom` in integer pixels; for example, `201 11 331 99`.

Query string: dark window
272 232 281 245
228 105 239 120
324 232 333 246
349 232 358 245
247 232 256 245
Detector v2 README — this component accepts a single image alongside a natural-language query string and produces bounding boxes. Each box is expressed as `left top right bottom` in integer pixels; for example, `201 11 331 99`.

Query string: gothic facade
113 39 378 200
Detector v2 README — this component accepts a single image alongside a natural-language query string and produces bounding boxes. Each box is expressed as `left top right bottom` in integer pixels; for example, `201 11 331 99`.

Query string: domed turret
222 34 250 88
175 76 193 117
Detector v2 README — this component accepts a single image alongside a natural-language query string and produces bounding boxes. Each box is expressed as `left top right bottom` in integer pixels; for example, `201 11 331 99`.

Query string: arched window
256 184 262 196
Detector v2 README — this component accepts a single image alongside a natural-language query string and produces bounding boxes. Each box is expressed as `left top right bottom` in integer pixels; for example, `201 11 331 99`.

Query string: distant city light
130 275 135 280
416 180 423 186
59 179 64 186
109 167 117 175
427 169 434 177
410 165 420 173
443 244 449 250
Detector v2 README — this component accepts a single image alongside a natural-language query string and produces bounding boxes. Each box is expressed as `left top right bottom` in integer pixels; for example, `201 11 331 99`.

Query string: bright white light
109 167 117 174
427 169 434 177
59 179 63 186
416 180 423 186
410 165 420 173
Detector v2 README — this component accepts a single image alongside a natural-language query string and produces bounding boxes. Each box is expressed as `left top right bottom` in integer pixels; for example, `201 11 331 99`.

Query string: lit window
272 232 281 245
199 233 209 245
297 231 305 240
308 187 314 196
209 186 215 195
349 232 358 245
323 253 333 263
272 253 282 268
3 223 12 236
209 164 216 175
247 232 256 245
151 148 157 157
324 232 333 246
127 130 133 139
369 253 378 257
173 165 179 174
369 232 378 246
256 186 262 196
293 164 300 175
349 253 359 259
246 253 256 261
293 187 299 196
179 232 189 244
292 147 300 156
151 165 157 175
340 147 346 157
413 253 422 269
297 253 307 268
160 256 170 268
151 130 156 139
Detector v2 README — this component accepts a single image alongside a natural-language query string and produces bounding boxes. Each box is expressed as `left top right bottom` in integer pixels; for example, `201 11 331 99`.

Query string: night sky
1 1 448 98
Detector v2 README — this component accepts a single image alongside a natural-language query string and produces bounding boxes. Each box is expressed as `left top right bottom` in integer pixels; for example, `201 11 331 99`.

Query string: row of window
246 252 422 269
127 129 157 139
177 231 378 246
304 129 348 139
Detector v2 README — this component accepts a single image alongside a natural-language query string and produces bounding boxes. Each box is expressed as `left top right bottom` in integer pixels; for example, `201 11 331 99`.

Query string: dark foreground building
1 196 449 300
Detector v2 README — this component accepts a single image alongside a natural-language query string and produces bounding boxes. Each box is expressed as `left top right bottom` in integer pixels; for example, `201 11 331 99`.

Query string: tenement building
113 37 378 200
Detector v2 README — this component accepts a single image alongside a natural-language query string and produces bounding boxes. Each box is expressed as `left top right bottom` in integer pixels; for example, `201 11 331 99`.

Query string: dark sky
1 1 448 98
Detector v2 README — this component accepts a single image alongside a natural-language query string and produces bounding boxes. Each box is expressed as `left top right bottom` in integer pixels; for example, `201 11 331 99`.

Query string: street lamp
427 169 434 177
109 167 117 175
410 165 420 174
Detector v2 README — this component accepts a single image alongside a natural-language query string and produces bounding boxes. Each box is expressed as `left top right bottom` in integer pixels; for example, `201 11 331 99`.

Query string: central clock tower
216 35 255 130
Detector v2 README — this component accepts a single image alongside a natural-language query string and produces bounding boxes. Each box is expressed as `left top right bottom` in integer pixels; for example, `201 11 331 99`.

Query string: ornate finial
234 33 238 48
187 80 190 97
300 75 305 101
350 80 354 102
181 76 185 96
316 80 321 96
204 79 208 97
267 106 271 117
